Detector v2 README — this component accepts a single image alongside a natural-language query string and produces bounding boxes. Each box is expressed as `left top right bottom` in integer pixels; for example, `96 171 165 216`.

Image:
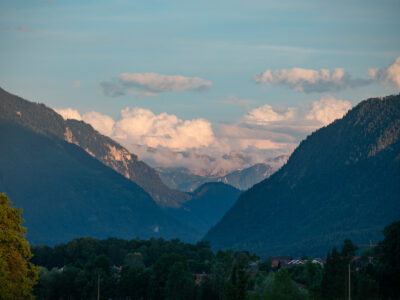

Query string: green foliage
165 262 196 300
355 275 380 300
263 268 307 300
119 265 151 299
30 226 400 300
375 219 400 299
223 262 249 300
0 193 39 300
303 260 323 299
258 258 272 273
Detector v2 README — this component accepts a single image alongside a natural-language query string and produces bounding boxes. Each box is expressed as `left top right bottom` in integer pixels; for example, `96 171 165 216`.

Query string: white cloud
55 108 114 136
369 57 400 90
101 72 212 97
243 104 296 125
253 67 371 93
54 96 351 174
55 108 82 120
306 97 352 126
114 107 215 151
82 111 115 136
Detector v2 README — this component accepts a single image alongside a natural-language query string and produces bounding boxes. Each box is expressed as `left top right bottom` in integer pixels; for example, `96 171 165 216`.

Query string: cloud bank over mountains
101 73 212 97
57 57 399 173
56 96 351 173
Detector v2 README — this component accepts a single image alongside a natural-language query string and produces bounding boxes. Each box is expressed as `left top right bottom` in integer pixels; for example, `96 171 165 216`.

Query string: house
269 256 292 268
284 259 306 268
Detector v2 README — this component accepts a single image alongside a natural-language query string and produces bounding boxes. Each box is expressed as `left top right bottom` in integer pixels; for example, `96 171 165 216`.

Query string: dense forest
29 220 400 300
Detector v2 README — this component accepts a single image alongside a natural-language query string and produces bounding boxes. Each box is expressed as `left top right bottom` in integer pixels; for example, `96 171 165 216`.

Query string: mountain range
0 87 188 208
0 120 196 244
157 159 288 192
204 95 400 258
0 87 243 244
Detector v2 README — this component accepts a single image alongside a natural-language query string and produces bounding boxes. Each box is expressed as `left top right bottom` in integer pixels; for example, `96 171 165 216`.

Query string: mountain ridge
0 120 198 244
157 159 288 192
166 182 242 237
0 87 189 207
204 94 400 257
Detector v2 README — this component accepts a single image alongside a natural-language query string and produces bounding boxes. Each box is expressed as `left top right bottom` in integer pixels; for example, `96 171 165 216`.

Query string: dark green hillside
0 121 197 245
0 87 189 207
204 95 400 257
166 182 242 236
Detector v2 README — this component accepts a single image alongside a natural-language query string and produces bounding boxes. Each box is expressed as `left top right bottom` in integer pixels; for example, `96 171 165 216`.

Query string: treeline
31 220 400 300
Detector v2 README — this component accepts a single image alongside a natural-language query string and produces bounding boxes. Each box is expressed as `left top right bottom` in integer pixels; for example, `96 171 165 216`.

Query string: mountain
204 95 400 258
157 167 207 192
0 120 197 245
0 87 189 207
157 161 284 192
217 163 274 190
166 182 242 237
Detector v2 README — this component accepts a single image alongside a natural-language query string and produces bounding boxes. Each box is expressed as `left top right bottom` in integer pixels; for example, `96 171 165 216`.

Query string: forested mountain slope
0 87 189 207
0 121 197 244
166 182 242 236
204 95 400 257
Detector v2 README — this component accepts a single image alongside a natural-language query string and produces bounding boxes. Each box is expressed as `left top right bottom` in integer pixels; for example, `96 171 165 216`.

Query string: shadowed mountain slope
204 95 400 258
0 87 189 207
166 182 242 237
0 120 197 245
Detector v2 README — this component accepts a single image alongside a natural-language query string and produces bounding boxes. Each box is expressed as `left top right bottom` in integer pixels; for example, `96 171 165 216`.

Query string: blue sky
1 0 399 172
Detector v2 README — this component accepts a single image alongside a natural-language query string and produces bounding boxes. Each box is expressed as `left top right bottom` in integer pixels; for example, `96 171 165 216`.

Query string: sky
1 0 399 173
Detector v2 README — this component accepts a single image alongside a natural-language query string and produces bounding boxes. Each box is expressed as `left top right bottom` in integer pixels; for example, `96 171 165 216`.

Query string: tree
322 239 358 300
150 253 187 300
355 274 379 300
165 261 196 300
375 219 400 299
304 259 323 299
223 262 249 300
0 193 39 299
263 268 307 300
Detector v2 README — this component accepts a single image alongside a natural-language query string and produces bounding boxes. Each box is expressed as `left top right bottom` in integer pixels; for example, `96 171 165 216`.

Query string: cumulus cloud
55 108 115 136
253 67 371 93
306 96 352 126
101 73 212 97
82 111 115 136
55 108 82 120
113 107 215 151
368 57 400 90
243 105 296 125
54 96 351 175
216 96 352 163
